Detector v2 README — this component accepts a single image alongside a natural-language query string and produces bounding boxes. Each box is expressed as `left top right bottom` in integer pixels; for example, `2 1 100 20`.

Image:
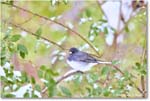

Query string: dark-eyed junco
67 47 112 72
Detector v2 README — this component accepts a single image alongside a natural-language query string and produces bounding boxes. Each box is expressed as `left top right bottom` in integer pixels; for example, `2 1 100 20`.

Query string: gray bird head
69 47 79 54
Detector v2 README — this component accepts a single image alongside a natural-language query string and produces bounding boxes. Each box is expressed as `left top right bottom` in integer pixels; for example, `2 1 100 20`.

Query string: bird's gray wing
71 52 98 63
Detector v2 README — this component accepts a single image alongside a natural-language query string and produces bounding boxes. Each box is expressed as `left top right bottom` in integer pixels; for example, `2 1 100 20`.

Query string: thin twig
103 71 110 87
18 15 35 26
141 76 145 97
41 70 83 94
110 64 143 94
117 1 122 32
2 2 100 56
140 49 146 98
111 65 124 75
96 0 108 20
118 7 146 34
2 20 65 50
56 71 83 84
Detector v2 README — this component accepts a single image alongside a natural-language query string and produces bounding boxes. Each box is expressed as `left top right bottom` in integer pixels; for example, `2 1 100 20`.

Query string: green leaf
7 72 14 78
48 86 55 97
47 78 56 97
40 65 47 71
91 73 99 82
8 42 15 52
35 84 41 92
24 92 30 98
31 76 35 84
41 65 59 77
104 27 108 35
20 51 25 58
17 44 28 54
86 87 91 94
46 69 59 77
87 73 99 83
63 0 68 4
45 75 56 87
103 88 110 97
135 62 140 66
21 72 29 82
3 93 15 98
45 72 51 80
99 19 107 23
112 89 122 97
124 71 131 80
8 0 14 5
134 62 147 76
94 31 99 36
125 26 129 32
32 93 38 98
35 28 42 39
37 70 43 78
60 86 72 97
86 9 91 17
140 70 146 75
0 45 6 58
17 44 28 58
101 66 110 75
10 35 21 42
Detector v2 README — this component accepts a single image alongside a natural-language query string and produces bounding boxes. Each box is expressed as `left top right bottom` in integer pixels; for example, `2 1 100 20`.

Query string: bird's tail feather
97 61 112 64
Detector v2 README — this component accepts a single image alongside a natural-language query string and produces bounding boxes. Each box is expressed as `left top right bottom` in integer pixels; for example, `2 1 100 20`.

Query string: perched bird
67 47 112 72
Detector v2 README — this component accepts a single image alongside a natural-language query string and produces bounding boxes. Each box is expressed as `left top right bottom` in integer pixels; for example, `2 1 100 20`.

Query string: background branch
2 20 65 50
56 71 83 84
41 70 83 94
140 49 146 98
18 15 35 26
1 1 146 98
2 2 100 56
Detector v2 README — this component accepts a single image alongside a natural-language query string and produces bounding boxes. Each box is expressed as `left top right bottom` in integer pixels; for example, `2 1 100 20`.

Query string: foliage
0 0 147 98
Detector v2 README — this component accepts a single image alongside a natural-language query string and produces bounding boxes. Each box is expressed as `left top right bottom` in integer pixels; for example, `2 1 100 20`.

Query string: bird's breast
66 60 97 72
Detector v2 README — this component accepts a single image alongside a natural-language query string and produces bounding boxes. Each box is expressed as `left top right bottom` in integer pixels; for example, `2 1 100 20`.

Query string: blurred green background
0 0 147 98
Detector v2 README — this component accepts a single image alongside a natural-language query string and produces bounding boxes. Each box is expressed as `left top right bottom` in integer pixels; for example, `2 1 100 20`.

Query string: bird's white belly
67 60 97 72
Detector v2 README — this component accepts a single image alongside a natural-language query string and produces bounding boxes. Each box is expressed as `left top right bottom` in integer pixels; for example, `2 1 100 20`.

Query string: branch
141 76 146 97
18 15 35 26
118 7 146 34
2 20 65 50
103 71 110 87
2 2 100 56
96 2 146 95
109 64 143 94
110 65 124 75
140 49 146 98
96 1 109 24
56 70 83 84
41 70 83 94
117 1 122 32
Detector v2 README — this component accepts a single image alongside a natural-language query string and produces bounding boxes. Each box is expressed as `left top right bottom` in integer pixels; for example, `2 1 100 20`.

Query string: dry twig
2 2 100 56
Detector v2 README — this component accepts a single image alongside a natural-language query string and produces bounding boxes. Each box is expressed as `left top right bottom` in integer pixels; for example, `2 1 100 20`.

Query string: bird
66 47 112 72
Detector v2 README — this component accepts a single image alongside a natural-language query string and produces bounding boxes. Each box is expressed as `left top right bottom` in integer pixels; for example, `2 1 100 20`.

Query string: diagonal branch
2 2 100 56
2 20 65 50
56 70 83 84
97 0 108 20
118 6 146 34
109 64 142 94
18 15 35 26
140 49 146 97
41 70 83 94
